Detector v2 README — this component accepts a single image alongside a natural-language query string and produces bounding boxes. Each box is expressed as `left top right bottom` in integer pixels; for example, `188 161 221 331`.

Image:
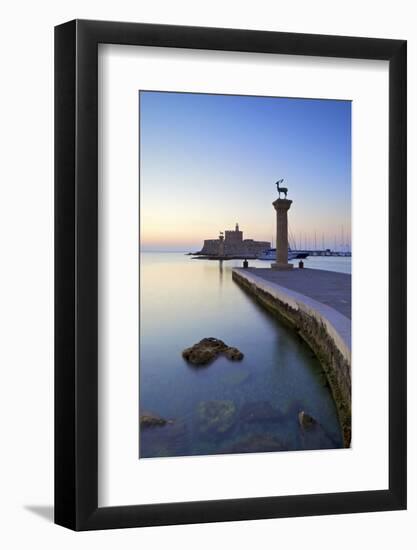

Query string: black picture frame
55 19 407 531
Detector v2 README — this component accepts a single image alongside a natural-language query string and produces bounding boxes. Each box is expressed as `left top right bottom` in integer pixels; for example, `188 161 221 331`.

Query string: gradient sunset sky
140 91 351 252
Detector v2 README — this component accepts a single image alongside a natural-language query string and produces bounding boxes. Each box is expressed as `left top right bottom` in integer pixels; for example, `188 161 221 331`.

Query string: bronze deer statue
276 179 288 198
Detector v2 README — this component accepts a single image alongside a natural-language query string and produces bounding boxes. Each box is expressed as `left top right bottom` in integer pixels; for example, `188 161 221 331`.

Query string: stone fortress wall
199 223 270 257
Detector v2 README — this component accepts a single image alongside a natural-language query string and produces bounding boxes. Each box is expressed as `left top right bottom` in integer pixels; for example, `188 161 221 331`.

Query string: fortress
198 223 270 258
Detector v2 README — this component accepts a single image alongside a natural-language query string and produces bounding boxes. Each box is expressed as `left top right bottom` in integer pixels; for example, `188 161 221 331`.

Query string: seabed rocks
140 419 189 458
197 400 237 435
297 410 339 450
140 411 172 429
182 337 244 366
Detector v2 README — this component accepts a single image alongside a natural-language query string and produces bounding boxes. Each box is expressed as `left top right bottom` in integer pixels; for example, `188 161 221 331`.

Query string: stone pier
232 267 352 448
271 198 293 270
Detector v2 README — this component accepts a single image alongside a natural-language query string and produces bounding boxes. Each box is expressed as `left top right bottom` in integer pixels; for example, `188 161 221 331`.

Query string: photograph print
139 91 351 459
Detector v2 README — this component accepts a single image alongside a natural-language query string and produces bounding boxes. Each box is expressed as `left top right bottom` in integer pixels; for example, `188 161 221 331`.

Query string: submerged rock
298 410 317 429
140 419 189 458
296 410 342 450
297 412 342 450
182 337 244 366
220 434 285 454
197 400 237 434
140 411 172 429
240 401 282 424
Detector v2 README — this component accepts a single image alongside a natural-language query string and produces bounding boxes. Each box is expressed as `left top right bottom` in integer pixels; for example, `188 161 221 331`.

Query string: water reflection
218 260 224 286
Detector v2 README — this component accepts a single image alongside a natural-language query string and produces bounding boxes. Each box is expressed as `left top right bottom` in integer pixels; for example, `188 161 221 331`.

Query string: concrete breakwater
232 267 352 447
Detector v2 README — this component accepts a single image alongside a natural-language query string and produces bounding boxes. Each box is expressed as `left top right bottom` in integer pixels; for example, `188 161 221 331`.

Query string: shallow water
139 253 350 458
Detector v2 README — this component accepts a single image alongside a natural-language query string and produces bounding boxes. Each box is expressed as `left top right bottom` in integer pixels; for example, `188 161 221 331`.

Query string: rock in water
297 411 341 450
298 410 317 429
140 411 171 429
224 347 244 360
182 337 244 366
197 400 237 434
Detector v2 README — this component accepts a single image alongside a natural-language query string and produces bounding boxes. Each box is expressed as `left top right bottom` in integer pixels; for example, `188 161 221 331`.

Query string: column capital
272 198 293 211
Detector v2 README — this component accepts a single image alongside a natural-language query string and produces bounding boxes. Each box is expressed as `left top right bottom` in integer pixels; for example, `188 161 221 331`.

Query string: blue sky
140 91 351 251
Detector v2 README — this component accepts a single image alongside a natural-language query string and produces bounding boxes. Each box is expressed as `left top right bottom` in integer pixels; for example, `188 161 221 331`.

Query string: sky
139 91 351 252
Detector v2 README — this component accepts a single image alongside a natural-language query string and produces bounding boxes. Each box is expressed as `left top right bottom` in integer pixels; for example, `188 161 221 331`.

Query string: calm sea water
139 253 351 458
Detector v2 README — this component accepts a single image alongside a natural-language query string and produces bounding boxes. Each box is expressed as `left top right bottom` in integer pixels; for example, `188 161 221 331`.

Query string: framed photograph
55 19 406 530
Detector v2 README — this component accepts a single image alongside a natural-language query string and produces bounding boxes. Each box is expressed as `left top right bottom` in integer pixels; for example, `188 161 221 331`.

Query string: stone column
271 198 293 270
